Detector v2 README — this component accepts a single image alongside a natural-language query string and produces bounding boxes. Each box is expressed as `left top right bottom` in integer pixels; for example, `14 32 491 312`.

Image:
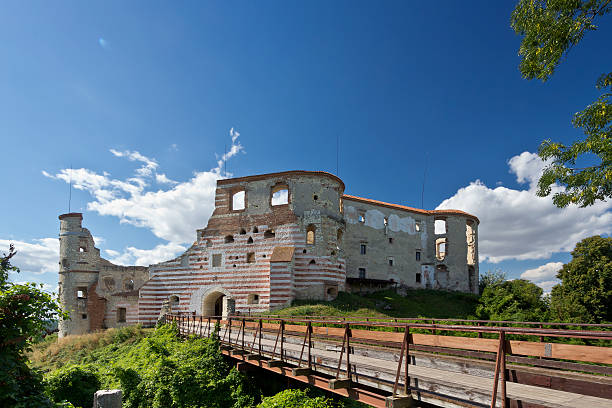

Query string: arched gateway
189 285 235 317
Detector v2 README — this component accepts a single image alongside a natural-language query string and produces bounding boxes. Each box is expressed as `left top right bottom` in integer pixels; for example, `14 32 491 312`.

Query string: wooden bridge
166 314 612 408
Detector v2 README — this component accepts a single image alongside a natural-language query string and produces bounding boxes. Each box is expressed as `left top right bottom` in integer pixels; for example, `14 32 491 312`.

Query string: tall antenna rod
224 144 227 175
68 164 73 212
421 153 428 209
336 133 339 176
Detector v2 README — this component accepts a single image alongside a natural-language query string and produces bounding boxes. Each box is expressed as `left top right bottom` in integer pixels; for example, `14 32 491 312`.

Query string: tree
511 0 612 207
478 269 507 295
0 244 67 407
476 278 549 322
549 235 611 323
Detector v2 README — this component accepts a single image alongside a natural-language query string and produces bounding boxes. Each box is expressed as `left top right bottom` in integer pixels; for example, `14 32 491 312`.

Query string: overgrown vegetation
0 245 67 408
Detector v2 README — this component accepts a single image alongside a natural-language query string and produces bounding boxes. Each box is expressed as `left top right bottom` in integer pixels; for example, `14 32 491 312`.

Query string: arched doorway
202 291 225 316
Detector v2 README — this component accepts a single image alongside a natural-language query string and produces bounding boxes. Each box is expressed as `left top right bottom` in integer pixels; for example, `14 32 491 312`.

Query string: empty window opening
415 222 421 232
436 238 447 261
388 237 394 244
388 257 394 266
313 194 318 201
416 251 421 261
262 254 266 258
309 259 316 265
169 295 180 308
82 314 87 319
358 268 366 279
384 217 388 227
331 250 336 256
337 229 343 244
339 197 343 213
306 224 316 245
466 220 476 266
117 308 126 323
212 254 222 267
247 236 254 244
326 286 338 300
264 229 275 239
302 249 307 254
76 287 87 299
239 228 247 235
416 273 422 283
253 226 259 233
358 213 365 223
231 190 245 211
224 235 234 243
246 252 255 263
79 246 87 252
271 185 289 206
435 218 447 235
248 294 260 304
360 244 367 255
124 279 134 291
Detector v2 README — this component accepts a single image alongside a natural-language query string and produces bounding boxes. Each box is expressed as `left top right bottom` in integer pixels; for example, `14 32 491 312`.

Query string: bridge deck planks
179 321 612 408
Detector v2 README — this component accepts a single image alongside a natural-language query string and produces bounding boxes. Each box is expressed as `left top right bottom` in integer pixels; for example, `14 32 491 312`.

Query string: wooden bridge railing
165 314 612 408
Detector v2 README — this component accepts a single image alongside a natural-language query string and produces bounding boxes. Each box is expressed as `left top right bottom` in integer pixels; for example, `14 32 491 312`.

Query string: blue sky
1 1 611 294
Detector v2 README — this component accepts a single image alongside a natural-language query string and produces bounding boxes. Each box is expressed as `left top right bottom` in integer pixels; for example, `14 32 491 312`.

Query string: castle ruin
58 171 478 337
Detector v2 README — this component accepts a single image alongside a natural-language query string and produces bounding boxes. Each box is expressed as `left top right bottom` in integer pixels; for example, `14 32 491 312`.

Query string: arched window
239 228 247 235
306 224 316 245
435 218 447 235
124 279 134 291
247 236 254 244
309 259 316 265
253 226 259 233
169 295 179 308
271 184 289 206
225 235 234 243
231 190 245 211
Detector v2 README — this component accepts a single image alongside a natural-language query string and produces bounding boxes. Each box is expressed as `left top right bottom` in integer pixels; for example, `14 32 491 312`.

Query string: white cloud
155 173 177 185
105 242 186 266
43 128 244 245
0 238 58 275
437 152 612 263
521 262 563 281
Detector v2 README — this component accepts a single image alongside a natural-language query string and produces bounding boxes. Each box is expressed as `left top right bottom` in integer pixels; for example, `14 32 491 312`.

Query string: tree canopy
511 0 612 207
549 235 611 322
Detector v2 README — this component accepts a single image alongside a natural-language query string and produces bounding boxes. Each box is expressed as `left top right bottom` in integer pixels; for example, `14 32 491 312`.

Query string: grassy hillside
266 289 479 320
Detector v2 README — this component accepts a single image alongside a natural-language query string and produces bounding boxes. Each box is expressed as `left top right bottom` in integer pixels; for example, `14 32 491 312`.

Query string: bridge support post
329 378 351 390
385 395 413 408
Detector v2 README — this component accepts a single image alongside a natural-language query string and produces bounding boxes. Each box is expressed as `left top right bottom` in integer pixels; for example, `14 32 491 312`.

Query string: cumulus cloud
0 238 58 275
437 152 612 263
520 262 563 293
43 128 244 245
104 242 187 266
521 262 563 281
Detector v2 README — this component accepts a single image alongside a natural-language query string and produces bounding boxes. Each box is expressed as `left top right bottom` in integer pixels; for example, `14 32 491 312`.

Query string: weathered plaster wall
342 196 479 294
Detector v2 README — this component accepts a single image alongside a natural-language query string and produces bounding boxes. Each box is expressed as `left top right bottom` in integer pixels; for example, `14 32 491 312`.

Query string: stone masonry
57 170 478 337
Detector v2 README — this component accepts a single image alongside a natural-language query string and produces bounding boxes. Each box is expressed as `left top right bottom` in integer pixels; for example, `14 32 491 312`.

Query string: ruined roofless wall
58 213 148 337
138 171 347 325
342 195 479 294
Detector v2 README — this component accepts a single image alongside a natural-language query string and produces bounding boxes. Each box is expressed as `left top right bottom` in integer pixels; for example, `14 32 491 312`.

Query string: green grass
267 289 480 320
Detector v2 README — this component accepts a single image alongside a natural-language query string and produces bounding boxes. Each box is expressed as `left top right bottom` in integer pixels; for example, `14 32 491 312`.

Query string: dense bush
476 279 548 322
0 245 66 408
45 365 100 408
257 389 334 408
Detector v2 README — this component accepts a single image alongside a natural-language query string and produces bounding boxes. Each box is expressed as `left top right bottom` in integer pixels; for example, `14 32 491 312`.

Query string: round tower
58 213 99 337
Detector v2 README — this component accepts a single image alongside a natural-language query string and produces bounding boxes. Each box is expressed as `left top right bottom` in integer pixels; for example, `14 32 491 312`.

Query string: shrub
258 389 334 408
45 364 100 408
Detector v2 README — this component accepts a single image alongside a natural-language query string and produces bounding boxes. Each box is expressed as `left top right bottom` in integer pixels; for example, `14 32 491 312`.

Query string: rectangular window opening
416 273 422 283
360 244 367 255
358 268 366 279
388 257 394 266
77 287 87 299
246 252 255 263
117 307 126 323
416 251 421 261
212 254 222 267
81 314 87 319
388 237 393 244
